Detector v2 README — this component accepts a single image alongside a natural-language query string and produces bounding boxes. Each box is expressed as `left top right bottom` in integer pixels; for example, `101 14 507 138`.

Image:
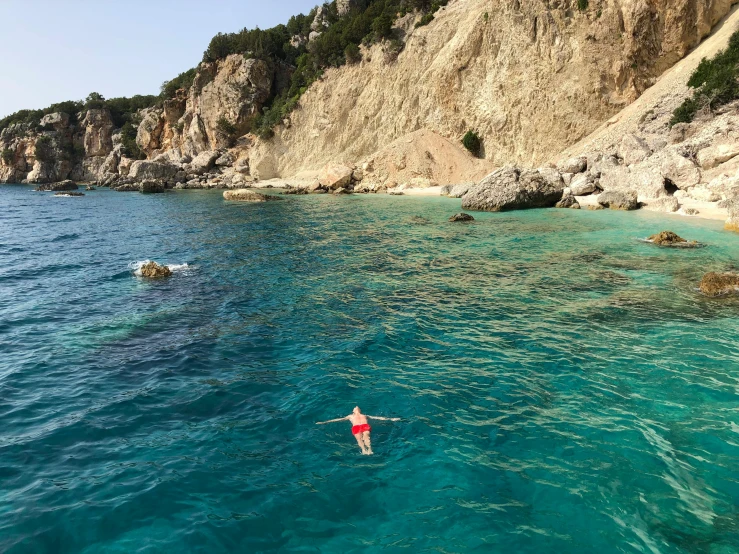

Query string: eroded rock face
80 109 114 157
461 166 565 212
140 180 165 194
699 272 739 296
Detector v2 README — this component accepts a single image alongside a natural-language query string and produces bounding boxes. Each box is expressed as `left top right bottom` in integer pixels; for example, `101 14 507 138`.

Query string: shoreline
2 180 732 226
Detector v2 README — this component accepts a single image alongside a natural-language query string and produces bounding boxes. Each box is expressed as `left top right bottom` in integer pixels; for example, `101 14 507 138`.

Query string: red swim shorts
352 424 371 435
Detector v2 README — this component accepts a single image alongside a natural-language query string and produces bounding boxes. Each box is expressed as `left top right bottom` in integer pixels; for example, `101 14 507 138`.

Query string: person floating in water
316 406 400 455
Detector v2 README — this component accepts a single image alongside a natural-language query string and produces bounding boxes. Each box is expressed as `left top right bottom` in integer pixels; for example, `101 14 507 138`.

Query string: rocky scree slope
248 0 739 178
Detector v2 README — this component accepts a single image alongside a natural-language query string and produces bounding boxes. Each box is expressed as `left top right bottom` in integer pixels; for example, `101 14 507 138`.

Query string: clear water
1 185 739 553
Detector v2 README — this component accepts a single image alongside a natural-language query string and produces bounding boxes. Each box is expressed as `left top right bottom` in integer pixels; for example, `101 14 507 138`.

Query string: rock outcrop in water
35 180 79 192
139 261 172 278
699 272 739 296
449 213 474 222
646 231 700 247
223 189 282 202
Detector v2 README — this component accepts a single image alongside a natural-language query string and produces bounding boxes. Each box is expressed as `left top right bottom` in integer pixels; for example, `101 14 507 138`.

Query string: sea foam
128 260 192 276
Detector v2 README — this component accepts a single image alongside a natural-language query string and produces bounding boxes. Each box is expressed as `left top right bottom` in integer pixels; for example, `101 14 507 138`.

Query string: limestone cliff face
136 55 276 159
0 109 118 184
250 0 738 178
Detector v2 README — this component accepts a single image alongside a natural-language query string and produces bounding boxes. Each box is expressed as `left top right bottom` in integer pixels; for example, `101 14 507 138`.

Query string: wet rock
222 189 282 202
282 188 308 195
333 187 351 195
462 166 565 212
681 207 700 216
140 180 165 194
699 272 739 296
597 190 639 210
113 183 141 192
36 180 78 192
646 231 700 247
449 212 475 222
140 261 172 279
85 186 96 191
54 191 85 197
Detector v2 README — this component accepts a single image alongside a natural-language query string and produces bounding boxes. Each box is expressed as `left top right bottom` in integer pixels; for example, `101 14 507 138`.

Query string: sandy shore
252 180 731 224
575 195 728 223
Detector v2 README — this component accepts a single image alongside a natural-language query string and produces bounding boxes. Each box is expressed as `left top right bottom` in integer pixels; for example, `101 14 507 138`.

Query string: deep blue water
2 184 739 553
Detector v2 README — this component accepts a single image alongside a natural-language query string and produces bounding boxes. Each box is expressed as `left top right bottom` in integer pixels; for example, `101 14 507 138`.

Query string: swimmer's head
353 406 361 414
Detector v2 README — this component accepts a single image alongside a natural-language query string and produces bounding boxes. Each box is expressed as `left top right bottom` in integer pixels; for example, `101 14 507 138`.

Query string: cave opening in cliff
664 178 678 196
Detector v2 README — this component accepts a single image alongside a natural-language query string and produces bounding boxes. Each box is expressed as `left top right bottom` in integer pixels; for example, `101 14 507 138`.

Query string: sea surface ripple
1 185 739 553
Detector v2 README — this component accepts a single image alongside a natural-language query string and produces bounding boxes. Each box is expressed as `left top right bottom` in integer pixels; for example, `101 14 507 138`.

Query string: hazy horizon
0 0 318 119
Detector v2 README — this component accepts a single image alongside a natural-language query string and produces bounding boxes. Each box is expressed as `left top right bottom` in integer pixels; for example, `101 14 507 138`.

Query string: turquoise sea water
1 184 739 553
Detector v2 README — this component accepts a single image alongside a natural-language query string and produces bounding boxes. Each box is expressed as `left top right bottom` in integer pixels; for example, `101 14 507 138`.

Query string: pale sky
0 0 318 118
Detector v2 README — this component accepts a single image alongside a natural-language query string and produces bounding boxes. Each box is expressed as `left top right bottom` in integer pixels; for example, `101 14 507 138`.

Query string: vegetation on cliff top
0 0 447 146
671 29 739 126
0 93 160 137
200 0 448 138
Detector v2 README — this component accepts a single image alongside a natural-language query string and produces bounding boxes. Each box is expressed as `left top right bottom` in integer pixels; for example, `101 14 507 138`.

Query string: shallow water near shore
2 184 739 553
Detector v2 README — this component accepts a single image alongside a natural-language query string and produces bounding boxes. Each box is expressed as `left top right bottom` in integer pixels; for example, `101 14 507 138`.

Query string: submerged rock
282 188 308 195
223 189 282 202
461 166 564 212
646 231 700 247
699 272 739 296
597 190 639 210
449 212 475 222
139 261 172 278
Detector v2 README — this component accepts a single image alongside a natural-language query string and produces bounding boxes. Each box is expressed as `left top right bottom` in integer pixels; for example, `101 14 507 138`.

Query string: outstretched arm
366 415 401 421
316 416 350 425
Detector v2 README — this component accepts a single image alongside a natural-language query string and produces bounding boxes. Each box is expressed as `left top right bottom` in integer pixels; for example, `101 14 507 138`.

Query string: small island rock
449 213 475 222
699 272 739 296
140 261 172 278
647 231 699 247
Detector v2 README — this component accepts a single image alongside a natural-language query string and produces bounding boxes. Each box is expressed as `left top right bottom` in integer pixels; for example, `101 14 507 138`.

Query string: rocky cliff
2 0 738 191
249 0 739 178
